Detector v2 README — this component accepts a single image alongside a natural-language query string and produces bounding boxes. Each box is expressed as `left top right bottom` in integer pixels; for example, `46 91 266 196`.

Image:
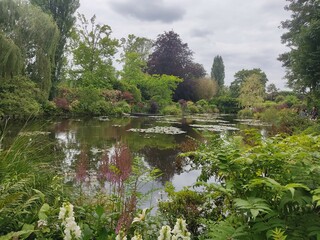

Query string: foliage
266 83 279 101
230 68 268 98
237 108 254 119
120 34 152 83
161 104 182 115
238 73 265 108
257 107 311 134
30 0 80 99
0 76 42 117
211 55 225 94
279 0 320 95
193 77 218 101
180 133 320 239
158 183 207 236
147 30 204 80
0 32 22 78
210 96 240 114
0 0 59 101
0 130 65 237
146 30 206 101
68 14 119 89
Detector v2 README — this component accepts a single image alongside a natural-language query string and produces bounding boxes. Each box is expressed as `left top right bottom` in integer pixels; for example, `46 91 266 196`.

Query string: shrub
148 101 159 114
186 101 200 114
42 101 59 115
258 107 311 134
161 104 182 115
114 101 131 114
211 96 240 114
237 108 254 118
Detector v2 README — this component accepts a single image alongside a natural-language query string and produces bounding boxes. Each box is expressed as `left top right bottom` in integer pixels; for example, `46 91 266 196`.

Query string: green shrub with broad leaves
174 132 320 239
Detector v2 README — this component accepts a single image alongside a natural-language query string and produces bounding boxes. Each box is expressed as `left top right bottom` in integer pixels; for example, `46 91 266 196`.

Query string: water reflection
2 115 270 196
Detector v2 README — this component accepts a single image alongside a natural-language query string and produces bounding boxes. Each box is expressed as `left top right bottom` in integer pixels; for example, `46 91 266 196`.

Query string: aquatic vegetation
18 131 51 136
128 126 186 135
190 124 239 132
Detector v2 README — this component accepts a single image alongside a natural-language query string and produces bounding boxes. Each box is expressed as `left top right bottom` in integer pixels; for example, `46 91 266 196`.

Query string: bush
115 101 131 114
161 104 182 115
90 100 113 115
258 107 311 134
186 101 200 114
237 108 254 118
42 101 59 115
148 101 159 114
211 96 240 114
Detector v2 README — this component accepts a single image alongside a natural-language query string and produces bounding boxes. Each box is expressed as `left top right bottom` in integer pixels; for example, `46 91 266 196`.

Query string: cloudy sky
79 0 291 89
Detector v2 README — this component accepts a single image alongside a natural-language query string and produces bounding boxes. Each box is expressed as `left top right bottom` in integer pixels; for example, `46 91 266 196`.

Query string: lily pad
190 124 239 132
127 126 186 135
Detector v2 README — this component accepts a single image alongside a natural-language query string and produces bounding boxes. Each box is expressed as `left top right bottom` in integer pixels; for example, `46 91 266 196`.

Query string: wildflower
131 234 143 240
158 225 172 240
59 202 82 240
172 218 191 240
132 208 148 224
37 219 48 228
115 231 127 240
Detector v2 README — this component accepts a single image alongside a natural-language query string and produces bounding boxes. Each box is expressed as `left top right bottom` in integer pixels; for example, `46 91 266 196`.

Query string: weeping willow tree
0 0 59 102
0 33 23 79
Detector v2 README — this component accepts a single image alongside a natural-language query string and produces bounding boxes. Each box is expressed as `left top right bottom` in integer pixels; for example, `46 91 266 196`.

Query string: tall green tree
238 74 265 108
68 14 119 89
0 0 59 101
120 34 152 83
230 68 268 98
279 0 320 96
0 33 22 79
30 0 80 99
211 55 225 94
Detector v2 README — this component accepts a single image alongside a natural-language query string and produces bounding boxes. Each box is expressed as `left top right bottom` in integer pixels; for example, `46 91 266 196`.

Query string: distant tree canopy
147 31 206 101
230 68 268 98
279 0 320 96
211 55 225 94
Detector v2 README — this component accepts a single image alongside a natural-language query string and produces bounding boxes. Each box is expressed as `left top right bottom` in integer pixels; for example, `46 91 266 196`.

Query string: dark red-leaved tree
147 31 206 101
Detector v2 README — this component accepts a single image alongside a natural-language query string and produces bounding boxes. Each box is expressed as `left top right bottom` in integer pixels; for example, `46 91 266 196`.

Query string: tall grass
0 124 64 235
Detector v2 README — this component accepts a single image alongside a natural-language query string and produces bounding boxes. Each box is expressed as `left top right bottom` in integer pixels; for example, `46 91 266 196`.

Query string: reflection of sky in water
56 131 80 166
49 116 270 208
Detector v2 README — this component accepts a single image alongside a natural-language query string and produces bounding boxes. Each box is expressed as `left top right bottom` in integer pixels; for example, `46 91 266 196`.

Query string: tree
238 74 265 108
211 55 225 94
266 83 279 101
230 68 268 98
147 30 193 79
279 0 320 96
68 14 119 89
0 0 59 101
30 0 80 99
147 31 206 100
0 33 22 79
193 77 218 101
120 34 153 83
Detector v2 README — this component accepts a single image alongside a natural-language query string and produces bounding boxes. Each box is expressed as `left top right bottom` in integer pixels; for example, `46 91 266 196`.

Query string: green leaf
38 203 50 220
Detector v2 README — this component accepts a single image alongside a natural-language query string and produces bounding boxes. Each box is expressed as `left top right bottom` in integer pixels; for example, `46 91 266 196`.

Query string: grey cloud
110 0 185 23
190 28 213 38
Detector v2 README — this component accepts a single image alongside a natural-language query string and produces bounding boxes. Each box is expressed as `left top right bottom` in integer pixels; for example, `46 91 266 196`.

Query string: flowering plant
59 202 82 240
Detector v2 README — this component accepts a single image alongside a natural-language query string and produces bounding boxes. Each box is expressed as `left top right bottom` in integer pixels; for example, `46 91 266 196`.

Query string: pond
1 114 269 207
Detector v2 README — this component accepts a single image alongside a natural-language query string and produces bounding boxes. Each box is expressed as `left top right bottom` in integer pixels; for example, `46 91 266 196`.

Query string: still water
1 114 267 206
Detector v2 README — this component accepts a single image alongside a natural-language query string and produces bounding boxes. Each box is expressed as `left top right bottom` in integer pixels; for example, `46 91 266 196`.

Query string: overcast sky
79 0 291 89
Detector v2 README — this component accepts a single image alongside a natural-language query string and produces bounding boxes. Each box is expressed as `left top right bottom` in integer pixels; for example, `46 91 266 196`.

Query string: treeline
0 0 319 118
